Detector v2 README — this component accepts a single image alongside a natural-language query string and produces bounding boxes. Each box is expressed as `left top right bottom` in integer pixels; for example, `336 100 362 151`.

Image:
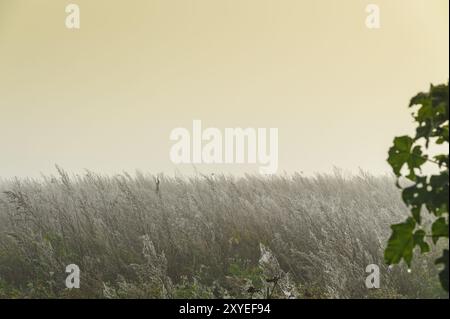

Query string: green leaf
413 229 430 254
407 145 427 180
410 146 428 168
409 83 449 146
409 92 429 108
434 154 449 168
431 217 449 244
401 177 429 223
385 218 416 267
387 136 413 177
387 137 428 181
436 125 449 144
427 172 449 217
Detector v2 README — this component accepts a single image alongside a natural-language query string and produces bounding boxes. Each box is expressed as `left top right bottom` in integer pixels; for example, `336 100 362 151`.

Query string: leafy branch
385 82 449 292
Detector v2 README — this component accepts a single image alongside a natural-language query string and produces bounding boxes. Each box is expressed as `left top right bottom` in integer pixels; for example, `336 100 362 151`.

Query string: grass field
0 168 447 298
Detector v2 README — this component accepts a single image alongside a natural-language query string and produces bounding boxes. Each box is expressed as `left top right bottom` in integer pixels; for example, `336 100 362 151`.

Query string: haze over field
0 0 449 177
0 0 448 300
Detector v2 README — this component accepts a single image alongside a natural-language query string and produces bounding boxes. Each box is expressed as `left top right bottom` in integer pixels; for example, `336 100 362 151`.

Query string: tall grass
0 168 447 298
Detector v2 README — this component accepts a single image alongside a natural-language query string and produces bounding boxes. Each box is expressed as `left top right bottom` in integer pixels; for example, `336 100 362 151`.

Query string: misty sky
0 0 448 178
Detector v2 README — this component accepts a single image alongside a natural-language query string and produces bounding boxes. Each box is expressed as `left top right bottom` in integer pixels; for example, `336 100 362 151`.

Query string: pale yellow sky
0 0 448 178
